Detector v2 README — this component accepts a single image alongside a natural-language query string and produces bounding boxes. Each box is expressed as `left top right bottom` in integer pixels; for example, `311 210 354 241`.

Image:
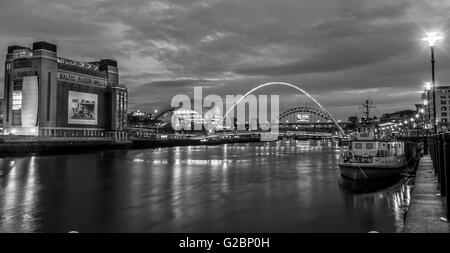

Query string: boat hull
338 163 407 180
339 175 404 193
339 141 419 180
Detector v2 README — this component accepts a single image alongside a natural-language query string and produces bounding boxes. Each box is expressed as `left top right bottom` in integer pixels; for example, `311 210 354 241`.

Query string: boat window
366 143 374 149
355 143 362 149
376 150 388 157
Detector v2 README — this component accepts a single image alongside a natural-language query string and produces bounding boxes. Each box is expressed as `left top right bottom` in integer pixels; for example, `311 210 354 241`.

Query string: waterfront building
379 109 416 124
435 86 450 131
156 107 223 131
2 41 127 140
421 86 450 132
127 110 153 128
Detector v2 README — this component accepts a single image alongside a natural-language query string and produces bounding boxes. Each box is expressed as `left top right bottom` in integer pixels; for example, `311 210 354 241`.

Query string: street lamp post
425 82 431 130
423 32 443 134
431 46 437 135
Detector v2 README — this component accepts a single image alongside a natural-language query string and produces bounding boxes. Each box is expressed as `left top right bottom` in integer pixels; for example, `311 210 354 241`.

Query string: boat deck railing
340 149 399 160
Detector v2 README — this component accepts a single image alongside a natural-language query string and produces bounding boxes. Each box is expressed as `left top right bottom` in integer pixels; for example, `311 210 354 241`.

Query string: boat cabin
341 131 406 164
350 141 404 158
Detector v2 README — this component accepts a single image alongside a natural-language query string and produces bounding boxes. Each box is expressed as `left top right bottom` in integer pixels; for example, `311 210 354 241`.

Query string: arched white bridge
214 82 345 136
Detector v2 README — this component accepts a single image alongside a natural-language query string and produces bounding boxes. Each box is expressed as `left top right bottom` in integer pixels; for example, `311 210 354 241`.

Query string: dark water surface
0 141 411 233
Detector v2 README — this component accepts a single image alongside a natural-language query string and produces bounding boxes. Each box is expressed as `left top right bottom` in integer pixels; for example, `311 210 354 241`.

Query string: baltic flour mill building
3 41 127 141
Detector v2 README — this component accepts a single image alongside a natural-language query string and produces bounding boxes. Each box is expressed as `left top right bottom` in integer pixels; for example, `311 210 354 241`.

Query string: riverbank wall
0 137 130 156
0 135 265 156
131 136 262 149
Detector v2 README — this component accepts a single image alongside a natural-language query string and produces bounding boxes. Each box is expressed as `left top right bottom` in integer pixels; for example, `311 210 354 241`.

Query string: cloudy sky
1 0 450 120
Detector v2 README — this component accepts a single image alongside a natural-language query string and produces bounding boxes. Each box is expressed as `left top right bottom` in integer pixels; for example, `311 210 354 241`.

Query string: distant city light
424 82 432 91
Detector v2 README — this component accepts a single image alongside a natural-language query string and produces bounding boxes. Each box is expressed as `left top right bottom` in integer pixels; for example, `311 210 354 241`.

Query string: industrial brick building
3 41 127 140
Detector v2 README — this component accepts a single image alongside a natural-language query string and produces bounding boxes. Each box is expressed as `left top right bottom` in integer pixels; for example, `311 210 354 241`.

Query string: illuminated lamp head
423 32 443 48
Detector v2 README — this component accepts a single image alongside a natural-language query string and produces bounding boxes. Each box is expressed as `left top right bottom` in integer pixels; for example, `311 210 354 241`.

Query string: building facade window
6 74 10 122
442 112 448 117
12 81 23 126
14 59 32 69
47 72 51 121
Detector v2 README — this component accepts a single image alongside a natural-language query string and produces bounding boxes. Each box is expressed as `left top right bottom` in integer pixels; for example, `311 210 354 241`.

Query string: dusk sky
1 0 450 120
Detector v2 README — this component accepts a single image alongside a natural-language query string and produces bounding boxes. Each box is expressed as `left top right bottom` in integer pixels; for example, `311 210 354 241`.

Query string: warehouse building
3 41 127 140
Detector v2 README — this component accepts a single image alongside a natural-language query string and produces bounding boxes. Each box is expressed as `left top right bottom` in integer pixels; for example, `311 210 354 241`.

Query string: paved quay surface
403 155 450 233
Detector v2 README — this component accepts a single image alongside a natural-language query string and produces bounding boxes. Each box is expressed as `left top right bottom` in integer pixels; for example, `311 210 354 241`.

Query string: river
0 140 412 233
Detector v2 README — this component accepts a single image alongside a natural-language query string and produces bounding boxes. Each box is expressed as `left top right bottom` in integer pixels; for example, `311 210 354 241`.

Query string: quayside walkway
403 155 450 233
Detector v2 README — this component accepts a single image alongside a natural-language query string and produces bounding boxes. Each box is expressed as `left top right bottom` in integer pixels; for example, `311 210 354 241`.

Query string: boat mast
359 98 376 124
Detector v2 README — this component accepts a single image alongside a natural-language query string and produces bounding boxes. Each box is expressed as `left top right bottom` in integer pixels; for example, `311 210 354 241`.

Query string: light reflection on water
0 140 411 232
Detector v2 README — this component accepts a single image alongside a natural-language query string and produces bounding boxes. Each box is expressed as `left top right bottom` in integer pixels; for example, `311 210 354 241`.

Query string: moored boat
338 132 418 180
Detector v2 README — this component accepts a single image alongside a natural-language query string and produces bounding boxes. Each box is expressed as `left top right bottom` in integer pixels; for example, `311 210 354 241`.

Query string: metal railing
428 133 450 220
